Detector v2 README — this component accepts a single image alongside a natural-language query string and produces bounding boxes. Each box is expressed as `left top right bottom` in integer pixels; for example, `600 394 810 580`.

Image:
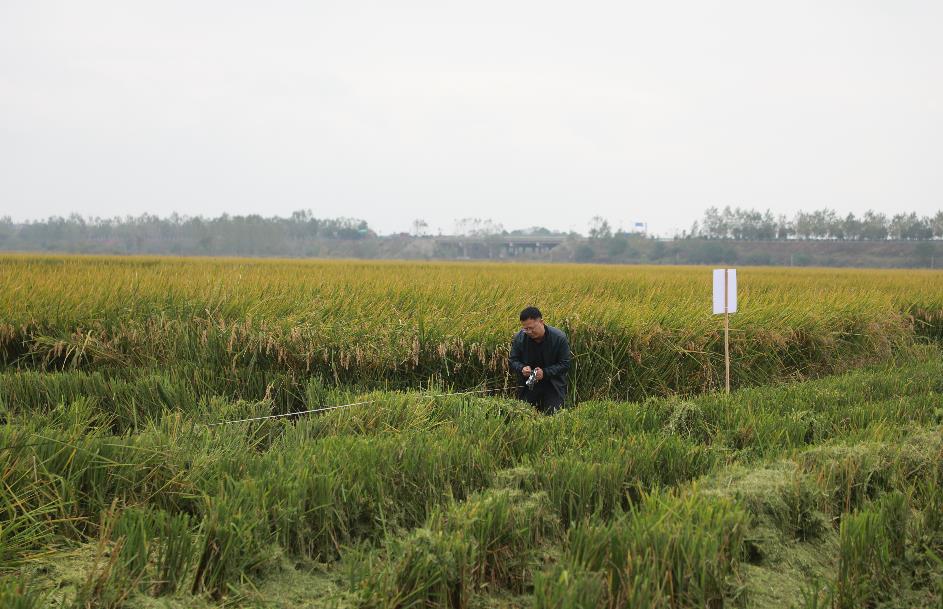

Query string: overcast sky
1 1 940 236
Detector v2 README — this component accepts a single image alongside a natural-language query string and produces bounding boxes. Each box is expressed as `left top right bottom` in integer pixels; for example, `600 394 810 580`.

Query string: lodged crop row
1 348 942 606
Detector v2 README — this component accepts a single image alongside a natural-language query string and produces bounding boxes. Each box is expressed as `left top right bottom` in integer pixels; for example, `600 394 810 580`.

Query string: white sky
1 0 941 236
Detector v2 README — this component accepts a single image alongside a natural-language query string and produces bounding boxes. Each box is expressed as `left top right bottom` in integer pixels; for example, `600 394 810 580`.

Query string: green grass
1 347 941 607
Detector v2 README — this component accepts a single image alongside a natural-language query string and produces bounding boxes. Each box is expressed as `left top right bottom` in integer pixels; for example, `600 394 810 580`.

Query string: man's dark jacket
508 324 571 405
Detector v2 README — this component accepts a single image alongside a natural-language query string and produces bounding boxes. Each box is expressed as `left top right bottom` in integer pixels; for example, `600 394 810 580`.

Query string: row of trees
0 211 373 256
3 208 941 259
691 207 943 240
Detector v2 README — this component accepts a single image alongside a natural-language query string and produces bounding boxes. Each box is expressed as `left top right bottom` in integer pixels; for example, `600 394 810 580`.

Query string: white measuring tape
0 384 536 453
206 384 525 427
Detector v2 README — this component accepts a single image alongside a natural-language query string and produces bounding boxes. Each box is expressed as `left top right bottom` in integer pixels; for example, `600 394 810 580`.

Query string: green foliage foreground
1 347 942 607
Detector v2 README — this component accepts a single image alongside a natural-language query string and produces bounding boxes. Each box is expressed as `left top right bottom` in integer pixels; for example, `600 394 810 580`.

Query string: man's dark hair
520 306 542 321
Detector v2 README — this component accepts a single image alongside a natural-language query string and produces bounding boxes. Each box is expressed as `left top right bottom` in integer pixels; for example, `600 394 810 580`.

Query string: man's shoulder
545 325 568 341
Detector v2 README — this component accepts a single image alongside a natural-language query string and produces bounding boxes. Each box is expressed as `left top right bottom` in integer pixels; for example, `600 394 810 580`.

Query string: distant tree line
0 211 373 256
689 207 943 240
1 208 941 267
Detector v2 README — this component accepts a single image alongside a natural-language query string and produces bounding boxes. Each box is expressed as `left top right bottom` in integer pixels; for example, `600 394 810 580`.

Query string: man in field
509 306 571 414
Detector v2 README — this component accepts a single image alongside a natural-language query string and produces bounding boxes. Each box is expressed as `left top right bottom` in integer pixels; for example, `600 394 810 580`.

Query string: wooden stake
724 269 730 394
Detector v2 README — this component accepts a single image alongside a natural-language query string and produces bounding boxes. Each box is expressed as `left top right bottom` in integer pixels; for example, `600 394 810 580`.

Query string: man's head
520 306 546 341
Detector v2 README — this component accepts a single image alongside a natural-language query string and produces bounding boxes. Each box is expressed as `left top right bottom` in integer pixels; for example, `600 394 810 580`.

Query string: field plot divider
713 268 738 394
725 270 730 394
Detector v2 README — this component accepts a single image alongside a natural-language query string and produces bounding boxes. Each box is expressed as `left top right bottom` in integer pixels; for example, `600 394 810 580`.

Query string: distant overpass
431 235 568 258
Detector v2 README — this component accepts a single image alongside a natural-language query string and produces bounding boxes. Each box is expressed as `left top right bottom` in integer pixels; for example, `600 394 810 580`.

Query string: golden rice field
1 254 941 400
1 254 942 608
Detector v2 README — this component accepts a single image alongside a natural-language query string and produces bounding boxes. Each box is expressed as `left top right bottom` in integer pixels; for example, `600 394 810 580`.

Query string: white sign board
712 269 737 314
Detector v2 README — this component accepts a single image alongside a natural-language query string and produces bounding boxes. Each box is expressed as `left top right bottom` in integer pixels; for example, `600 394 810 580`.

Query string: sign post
712 269 737 393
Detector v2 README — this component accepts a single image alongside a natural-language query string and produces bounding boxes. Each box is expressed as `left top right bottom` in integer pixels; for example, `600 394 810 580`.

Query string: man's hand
535 367 544 381
522 366 532 378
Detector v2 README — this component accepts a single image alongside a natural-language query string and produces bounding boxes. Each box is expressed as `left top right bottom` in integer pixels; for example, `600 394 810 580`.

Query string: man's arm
542 332 571 378
508 333 525 375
